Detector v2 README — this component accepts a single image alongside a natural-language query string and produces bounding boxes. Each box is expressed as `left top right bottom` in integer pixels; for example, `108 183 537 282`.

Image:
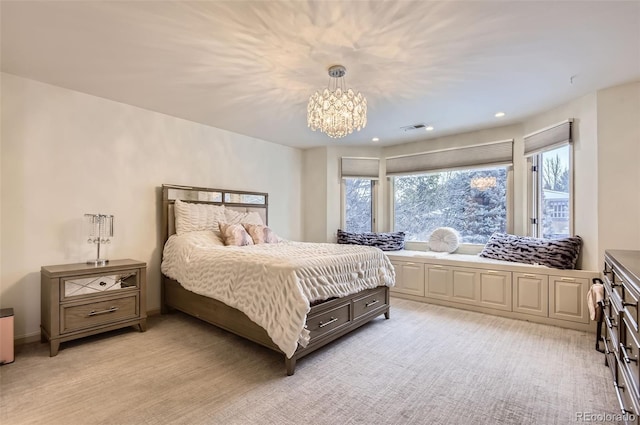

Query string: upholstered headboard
161 184 269 246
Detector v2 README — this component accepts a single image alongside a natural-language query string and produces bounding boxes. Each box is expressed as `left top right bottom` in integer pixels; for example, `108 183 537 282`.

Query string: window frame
341 178 377 232
527 144 574 238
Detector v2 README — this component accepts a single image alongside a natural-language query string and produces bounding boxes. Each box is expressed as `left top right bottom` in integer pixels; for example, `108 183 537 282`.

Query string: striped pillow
479 233 582 270
337 230 405 251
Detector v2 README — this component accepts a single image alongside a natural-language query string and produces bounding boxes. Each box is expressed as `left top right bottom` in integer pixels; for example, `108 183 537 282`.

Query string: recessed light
372 137 379 142
425 126 434 131
495 112 506 118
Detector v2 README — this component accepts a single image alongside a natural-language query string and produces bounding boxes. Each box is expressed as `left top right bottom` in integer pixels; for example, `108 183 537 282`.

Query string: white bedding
161 231 395 358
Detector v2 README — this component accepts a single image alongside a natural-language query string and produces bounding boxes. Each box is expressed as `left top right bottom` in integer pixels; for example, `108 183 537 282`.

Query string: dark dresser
603 250 640 424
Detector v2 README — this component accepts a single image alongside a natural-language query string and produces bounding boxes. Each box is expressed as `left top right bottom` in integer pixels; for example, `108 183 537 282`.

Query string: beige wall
302 147 328 242
596 81 640 260
1 73 302 339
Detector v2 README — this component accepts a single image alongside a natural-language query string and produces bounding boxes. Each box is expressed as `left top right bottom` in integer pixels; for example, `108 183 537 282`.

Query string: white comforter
161 232 395 358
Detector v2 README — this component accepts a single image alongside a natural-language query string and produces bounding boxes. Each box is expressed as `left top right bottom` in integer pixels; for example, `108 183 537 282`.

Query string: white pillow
223 208 264 226
429 227 460 253
174 199 225 235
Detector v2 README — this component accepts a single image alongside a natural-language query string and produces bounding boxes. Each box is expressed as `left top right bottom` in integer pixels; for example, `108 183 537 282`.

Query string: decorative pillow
429 227 460 253
479 233 582 270
174 199 225 235
243 224 279 244
337 229 405 251
219 223 254 246
223 209 264 226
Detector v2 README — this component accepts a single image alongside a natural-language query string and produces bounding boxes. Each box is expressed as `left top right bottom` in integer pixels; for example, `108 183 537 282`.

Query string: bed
160 184 394 375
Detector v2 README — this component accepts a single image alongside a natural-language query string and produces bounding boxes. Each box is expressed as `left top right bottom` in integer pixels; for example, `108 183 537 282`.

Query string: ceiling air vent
401 124 427 132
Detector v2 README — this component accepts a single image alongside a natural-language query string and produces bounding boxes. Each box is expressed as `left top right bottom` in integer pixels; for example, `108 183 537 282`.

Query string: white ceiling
2 1 639 148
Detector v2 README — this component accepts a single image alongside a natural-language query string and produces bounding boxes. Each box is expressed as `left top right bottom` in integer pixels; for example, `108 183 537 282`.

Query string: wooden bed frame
160 184 390 375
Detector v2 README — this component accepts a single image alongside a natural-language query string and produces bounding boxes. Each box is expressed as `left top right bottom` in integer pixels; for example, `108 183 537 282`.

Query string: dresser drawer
353 288 387 319
621 315 640 400
61 269 139 301
61 295 139 333
307 303 350 340
605 296 621 356
618 360 640 419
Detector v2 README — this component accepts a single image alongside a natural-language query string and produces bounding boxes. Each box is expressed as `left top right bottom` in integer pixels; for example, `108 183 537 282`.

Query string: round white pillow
429 227 460 253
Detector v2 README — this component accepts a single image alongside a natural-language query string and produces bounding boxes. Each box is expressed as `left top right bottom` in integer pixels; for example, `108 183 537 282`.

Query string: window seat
385 250 598 332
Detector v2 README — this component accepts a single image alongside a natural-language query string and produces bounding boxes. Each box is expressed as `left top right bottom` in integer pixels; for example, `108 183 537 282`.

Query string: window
525 120 573 239
530 145 572 238
343 178 374 232
393 166 509 244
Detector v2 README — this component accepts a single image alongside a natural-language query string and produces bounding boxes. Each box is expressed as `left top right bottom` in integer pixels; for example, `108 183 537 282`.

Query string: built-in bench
386 249 599 332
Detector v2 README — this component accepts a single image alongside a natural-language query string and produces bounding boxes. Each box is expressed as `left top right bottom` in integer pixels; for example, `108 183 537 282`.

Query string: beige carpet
0 298 619 425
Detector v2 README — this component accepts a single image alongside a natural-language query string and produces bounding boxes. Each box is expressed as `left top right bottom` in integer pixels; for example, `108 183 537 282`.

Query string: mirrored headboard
161 184 269 244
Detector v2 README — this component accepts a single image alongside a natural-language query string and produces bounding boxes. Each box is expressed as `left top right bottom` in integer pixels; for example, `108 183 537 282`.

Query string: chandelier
470 176 497 191
307 65 367 138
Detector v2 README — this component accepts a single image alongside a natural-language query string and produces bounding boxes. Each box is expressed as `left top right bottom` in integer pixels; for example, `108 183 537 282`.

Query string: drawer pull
365 299 379 308
432 265 443 268
88 306 118 317
620 343 638 364
523 274 537 278
99 281 107 287
486 270 498 274
603 337 611 355
318 317 338 328
623 301 638 308
560 277 575 282
605 315 617 329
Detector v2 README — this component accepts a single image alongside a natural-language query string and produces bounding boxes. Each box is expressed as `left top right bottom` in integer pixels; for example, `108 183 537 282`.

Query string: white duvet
161 232 395 358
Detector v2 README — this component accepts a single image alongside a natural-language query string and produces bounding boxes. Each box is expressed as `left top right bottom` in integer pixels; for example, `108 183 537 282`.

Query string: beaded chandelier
307 65 367 139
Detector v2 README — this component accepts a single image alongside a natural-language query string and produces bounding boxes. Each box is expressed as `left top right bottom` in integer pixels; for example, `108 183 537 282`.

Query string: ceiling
2 1 639 149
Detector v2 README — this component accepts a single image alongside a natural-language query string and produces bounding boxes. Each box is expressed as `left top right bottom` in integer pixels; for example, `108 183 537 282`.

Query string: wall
0 73 302 340
302 147 328 242
596 81 640 259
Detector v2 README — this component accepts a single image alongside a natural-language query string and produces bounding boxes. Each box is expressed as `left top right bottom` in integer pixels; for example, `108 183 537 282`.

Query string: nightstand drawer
61 269 139 301
61 295 139 333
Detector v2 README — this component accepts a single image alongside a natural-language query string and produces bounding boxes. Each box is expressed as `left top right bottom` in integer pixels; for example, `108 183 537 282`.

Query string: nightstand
41 259 147 356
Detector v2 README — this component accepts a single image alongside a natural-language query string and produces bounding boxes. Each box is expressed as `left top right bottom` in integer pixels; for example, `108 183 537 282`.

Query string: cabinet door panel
513 273 549 317
390 261 424 297
479 270 512 311
549 276 589 323
425 266 451 300
451 268 479 305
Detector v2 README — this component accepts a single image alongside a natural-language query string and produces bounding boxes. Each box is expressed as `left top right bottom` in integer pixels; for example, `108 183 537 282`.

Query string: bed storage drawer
353 288 388 319
307 303 351 340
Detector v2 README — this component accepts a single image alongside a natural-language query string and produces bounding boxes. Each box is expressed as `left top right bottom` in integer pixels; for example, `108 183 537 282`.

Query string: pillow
223 209 264 226
429 227 460 253
479 232 582 270
174 199 225 235
219 223 254 246
243 224 279 244
337 229 405 251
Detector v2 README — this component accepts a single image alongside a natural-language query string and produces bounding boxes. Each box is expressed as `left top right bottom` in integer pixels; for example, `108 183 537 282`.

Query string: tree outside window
344 178 373 233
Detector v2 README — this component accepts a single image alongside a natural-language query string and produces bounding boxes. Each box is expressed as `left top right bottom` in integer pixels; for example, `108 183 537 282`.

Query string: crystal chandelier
307 65 367 138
